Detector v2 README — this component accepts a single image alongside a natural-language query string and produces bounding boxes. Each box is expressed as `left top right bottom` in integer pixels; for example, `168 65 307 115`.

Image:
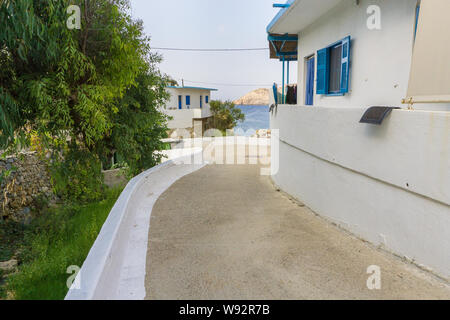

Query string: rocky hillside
233 88 270 106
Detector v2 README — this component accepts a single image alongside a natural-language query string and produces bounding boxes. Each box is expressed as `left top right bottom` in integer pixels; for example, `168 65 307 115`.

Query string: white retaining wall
271 105 450 279
65 153 205 300
165 109 202 129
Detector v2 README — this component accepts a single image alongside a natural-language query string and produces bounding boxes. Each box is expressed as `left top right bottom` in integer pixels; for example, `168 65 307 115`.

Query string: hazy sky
129 0 297 101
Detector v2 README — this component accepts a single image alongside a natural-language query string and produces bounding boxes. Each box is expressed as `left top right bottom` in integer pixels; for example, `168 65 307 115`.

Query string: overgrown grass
0 219 25 262
0 219 25 300
0 270 6 299
5 187 123 300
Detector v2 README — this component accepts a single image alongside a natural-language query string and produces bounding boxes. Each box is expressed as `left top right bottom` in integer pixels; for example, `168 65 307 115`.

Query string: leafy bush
50 148 105 203
210 100 245 133
0 0 169 199
106 70 169 176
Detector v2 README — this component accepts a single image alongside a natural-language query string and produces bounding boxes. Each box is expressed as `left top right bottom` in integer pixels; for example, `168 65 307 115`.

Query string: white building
164 86 218 137
267 0 450 279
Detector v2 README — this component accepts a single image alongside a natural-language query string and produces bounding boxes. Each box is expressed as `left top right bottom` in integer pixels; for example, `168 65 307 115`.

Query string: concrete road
145 165 450 300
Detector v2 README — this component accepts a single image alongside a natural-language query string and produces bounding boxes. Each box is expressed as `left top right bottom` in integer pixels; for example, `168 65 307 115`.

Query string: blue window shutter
272 83 278 104
206 96 209 103
178 95 182 109
414 5 420 40
340 36 351 94
305 57 315 105
200 96 203 108
316 48 328 94
186 95 190 105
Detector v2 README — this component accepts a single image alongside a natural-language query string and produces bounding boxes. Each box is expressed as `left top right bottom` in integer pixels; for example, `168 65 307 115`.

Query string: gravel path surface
145 165 450 300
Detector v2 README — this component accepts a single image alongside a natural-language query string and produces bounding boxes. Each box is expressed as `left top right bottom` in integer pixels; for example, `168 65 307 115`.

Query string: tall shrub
0 0 169 201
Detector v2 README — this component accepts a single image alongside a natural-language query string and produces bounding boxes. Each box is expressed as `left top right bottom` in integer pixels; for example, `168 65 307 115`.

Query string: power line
152 47 269 52
183 79 272 87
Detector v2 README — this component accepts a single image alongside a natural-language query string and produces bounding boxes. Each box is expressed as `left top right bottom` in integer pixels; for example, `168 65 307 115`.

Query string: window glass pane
329 45 342 93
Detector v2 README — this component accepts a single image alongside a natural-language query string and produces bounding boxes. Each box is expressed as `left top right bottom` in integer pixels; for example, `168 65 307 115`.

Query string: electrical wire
183 79 272 87
151 47 269 52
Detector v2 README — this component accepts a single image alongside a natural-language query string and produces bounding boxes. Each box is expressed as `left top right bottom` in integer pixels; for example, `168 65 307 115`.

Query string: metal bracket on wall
359 106 400 125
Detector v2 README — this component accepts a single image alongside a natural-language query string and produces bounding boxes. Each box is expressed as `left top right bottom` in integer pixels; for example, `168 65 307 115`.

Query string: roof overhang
268 34 298 61
267 0 343 35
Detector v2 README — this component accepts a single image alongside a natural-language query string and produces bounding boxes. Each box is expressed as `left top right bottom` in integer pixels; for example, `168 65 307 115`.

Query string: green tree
0 0 169 201
101 65 170 176
210 100 245 133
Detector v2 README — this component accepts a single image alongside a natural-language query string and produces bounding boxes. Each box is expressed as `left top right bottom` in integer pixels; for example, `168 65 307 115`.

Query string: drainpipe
282 56 285 104
287 60 290 102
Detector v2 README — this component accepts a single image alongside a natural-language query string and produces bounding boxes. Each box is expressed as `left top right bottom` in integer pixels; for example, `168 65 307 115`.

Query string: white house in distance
164 85 217 137
267 0 450 279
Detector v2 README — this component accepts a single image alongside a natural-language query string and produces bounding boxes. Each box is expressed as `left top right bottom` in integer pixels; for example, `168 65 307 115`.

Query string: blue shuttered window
200 95 203 108
186 95 190 106
340 36 350 94
316 48 328 94
329 44 342 93
205 96 209 103
178 95 182 109
316 36 351 95
305 57 315 105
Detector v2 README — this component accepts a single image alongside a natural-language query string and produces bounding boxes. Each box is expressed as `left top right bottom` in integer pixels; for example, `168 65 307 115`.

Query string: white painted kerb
65 153 205 300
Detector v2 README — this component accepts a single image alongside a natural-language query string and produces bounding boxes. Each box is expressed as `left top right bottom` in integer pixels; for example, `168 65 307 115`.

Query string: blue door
186 95 190 109
178 95 182 109
305 56 315 106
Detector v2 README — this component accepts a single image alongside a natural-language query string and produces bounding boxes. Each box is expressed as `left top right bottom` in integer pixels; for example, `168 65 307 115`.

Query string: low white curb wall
161 147 203 163
271 105 450 280
65 152 205 300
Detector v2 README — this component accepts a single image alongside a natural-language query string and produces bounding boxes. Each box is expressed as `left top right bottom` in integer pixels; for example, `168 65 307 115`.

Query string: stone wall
0 152 54 223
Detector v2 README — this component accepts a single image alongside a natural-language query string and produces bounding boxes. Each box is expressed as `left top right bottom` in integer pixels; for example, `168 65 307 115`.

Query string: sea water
234 105 270 136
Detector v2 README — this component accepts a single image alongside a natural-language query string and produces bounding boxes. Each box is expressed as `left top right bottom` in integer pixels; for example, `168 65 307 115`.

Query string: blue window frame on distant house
200 95 203 108
316 36 351 96
178 95 182 109
186 95 190 108
205 96 209 103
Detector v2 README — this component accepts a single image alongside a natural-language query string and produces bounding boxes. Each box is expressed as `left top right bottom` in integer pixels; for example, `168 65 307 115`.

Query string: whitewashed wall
271 105 450 279
165 88 213 129
296 0 449 111
166 88 212 114
165 109 202 129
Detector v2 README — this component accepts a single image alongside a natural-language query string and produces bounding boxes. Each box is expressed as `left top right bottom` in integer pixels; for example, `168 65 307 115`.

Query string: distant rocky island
233 88 270 106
